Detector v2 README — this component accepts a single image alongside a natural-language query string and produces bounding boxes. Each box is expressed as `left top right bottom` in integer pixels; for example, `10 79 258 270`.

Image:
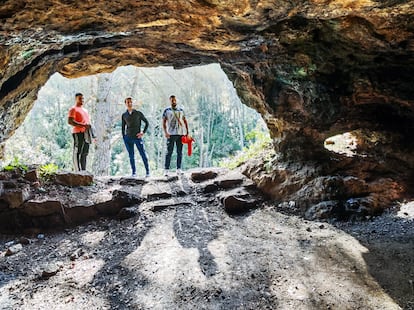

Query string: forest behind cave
2 64 269 177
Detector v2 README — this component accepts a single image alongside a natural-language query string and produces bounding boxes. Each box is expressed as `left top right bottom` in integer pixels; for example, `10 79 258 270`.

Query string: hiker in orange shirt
68 93 91 171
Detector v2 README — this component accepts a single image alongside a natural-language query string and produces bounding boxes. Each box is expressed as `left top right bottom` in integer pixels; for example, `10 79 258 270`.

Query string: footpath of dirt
0 172 413 309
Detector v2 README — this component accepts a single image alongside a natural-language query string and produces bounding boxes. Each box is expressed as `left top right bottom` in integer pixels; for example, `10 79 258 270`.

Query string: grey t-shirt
162 107 186 135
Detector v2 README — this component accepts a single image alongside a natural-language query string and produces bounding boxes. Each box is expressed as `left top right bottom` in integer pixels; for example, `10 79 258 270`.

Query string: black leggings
72 132 90 171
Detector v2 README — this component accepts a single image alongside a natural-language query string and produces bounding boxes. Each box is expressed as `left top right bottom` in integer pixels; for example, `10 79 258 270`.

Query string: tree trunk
91 74 113 176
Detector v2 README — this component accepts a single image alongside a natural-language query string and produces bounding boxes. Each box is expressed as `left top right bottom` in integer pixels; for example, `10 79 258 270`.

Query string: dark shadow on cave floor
334 205 414 309
89 217 154 309
170 175 219 277
173 204 219 278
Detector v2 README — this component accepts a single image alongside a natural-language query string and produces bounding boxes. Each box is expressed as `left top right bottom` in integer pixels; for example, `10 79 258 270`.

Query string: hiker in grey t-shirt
162 95 189 176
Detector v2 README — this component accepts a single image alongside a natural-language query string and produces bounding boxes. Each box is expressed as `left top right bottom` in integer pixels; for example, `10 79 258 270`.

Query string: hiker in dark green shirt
122 97 150 177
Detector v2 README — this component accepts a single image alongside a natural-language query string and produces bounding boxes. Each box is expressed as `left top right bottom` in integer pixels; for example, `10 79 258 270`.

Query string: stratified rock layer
0 1 413 215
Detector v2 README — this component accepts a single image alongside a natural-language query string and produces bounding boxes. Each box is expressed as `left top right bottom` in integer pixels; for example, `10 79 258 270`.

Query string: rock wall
0 168 261 233
1 0 413 216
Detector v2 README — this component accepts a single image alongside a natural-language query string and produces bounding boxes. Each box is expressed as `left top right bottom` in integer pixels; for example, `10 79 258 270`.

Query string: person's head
169 95 177 109
124 97 133 109
75 93 84 106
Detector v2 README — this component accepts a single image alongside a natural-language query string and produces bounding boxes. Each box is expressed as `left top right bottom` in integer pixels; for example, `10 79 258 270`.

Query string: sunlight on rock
64 258 106 286
324 132 358 157
207 238 231 273
22 285 109 309
80 231 107 247
396 201 414 219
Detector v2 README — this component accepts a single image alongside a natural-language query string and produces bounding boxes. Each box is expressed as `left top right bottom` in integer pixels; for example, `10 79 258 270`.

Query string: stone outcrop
0 168 264 233
54 171 94 187
0 1 413 216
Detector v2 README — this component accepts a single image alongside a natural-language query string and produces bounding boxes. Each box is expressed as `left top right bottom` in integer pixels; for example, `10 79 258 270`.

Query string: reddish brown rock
24 169 39 183
1 187 31 209
222 195 257 215
21 199 63 217
0 0 413 219
54 171 94 187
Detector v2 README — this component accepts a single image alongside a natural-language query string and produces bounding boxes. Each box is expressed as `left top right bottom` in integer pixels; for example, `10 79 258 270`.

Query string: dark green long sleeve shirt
122 109 149 137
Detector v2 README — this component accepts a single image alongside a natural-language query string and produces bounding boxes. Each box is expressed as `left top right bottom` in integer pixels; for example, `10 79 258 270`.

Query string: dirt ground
1 174 414 309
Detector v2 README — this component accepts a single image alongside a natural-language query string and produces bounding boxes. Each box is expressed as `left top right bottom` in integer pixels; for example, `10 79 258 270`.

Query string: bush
2 157 28 172
220 128 272 169
39 163 59 181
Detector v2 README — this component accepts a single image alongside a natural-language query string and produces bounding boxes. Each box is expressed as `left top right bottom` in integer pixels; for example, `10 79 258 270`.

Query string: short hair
75 93 83 97
124 97 132 103
169 95 176 99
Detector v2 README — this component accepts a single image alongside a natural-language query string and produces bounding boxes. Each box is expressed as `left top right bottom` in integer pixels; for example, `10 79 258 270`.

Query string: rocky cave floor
0 168 414 310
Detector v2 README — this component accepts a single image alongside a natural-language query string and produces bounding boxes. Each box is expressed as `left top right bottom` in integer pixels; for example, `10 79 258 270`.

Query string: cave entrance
3 64 269 176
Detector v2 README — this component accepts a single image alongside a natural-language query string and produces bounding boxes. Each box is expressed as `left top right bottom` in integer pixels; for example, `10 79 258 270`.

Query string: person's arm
183 116 189 136
68 117 89 128
141 112 149 134
162 117 170 138
121 114 126 137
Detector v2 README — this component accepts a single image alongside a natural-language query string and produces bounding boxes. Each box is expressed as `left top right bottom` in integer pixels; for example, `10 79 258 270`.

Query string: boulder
1 187 31 209
222 195 257 215
24 169 39 183
54 171 93 187
21 199 63 217
190 171 218 183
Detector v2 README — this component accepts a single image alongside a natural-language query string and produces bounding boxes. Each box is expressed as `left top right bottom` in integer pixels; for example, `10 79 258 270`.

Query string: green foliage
39 163 59 181
220 127 272 169
2 156 28 172
21 49 34 59
295 67 308 78
293 64 316 79
5 64 268 175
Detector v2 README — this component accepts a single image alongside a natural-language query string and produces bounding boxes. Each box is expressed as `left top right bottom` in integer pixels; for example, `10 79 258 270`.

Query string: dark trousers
165 135 183 170
123 136 150 174
72 132 89 171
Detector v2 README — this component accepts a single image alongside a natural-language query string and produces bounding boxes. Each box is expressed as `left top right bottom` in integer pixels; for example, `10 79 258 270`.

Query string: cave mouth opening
3 63 269 176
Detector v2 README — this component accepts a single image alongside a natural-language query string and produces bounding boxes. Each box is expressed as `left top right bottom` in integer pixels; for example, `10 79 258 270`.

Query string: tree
4 64 267 176
91 73 113 176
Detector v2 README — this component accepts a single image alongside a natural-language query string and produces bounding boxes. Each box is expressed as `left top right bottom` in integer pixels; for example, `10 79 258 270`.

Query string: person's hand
165 132 170 139
84 124 91 129
136 132 144 139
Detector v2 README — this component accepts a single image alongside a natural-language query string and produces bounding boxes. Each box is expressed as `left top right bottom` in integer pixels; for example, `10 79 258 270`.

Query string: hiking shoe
177 169 183 175
131 173 137 177
164 170 169 177
145 173 150 178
